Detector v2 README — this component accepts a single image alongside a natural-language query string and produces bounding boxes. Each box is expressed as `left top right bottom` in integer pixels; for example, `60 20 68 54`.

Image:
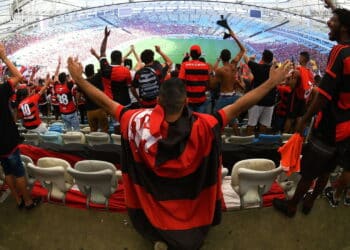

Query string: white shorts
248 105 274 127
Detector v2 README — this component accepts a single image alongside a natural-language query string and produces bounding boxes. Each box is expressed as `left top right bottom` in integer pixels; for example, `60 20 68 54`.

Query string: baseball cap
190 45 201 55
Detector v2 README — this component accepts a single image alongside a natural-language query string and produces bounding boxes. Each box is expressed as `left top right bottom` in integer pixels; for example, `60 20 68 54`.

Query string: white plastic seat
281 133 293 143
111 134 121 145
85 132 110 146
231 159 283 209
80 126 91 134
22 131 41 146
40 131 62 144
20 155 35 191
69 160 118 208
224 135 255 145
27 163 72 204
61 131 86 144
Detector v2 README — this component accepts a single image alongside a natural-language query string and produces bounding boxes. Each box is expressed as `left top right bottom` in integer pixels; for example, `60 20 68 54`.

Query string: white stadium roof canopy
0 0 349 36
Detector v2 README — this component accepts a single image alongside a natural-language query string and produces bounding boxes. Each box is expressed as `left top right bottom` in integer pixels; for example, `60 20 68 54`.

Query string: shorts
336 138 350 171
248 105 274 127
300 136 337 180
0 149 25 178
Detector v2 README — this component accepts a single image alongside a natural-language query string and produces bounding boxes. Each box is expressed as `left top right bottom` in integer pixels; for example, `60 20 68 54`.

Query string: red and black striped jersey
179 60 209 105
18 93 41 129
115 104 227 249
54 81 76 114
318 43 350 142
100 58 132 106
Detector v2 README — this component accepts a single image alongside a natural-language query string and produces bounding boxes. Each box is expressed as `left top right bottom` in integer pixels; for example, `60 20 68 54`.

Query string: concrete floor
1 195 350 250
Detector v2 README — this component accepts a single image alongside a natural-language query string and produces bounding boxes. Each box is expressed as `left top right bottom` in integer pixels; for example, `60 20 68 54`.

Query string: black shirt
248 61 276 106
85 73 104 111
0 81 21 156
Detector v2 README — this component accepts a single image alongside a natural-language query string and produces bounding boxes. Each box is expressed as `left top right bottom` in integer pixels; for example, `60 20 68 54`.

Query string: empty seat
254 134 282 144
68 160 118 208
20 154 35 191
277 171 301 200
61 131 86 144
22 131 41 146
111 134 121 145
224 135 255 145
80 126 91 134
27 163 72 204
85 132 110 146
281 133 293 143
40 131 62 144
231 159 283 209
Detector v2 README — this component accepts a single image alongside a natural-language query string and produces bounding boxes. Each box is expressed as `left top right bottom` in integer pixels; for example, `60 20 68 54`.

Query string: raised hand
104 26 111 37
67 57 83 81
155 45 161 53
324 0 336 9
269 60 292 86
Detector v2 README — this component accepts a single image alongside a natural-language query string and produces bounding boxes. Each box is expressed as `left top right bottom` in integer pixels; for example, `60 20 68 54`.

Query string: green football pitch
118 37 239 66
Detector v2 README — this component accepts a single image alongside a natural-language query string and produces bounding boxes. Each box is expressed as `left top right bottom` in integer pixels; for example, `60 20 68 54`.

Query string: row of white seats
20 156 122 209
22 132 122 146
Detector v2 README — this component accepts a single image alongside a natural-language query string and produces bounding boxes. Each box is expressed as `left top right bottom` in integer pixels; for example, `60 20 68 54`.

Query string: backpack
137 66 160 100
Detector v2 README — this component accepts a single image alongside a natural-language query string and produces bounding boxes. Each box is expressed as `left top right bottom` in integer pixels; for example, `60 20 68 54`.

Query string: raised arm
222 61 291 122
122 45 134 62
90 48 100 61
67 57 119 117
38 73 51 96
131 45 143 71
53 57 61 82
230 30 246 64
100 26 111 58
155 45 173 68
0 43 23 87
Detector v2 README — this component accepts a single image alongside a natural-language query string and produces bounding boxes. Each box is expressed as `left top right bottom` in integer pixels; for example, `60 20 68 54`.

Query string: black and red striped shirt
179 60 209 105
18 93 41 129
54 81 76 114
317 43 350 142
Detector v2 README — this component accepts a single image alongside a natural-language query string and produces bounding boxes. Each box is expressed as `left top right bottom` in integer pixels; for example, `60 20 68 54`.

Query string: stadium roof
0 0 349 37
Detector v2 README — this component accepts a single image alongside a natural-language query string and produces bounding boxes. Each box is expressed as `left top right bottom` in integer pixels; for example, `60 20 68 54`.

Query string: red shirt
54 81 76 114
18 93 41 129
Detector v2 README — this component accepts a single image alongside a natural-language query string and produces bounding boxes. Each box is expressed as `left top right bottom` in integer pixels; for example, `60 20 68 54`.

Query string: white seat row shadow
21 131 122 146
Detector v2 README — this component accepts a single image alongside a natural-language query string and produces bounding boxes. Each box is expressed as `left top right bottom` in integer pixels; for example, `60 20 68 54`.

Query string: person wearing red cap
179 44 210 113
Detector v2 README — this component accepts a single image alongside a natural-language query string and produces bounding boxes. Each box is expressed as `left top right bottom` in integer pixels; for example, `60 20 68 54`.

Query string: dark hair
262 49 273 64
58 72 67 83
190 50 201 60
220 49 231 62
170 70 179 78
159 78 187 115
124 58 133 69
333 8 350 35
111 50 122 65
300 51 310 62
141 49 154 64
16 88 29 103
85 64 95 78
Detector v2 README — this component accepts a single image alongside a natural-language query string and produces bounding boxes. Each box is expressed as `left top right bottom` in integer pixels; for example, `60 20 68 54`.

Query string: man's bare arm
67 57 119 117
230 31 246 64
100 26 111 58
0 43 23 87
53 57 61 82
155 46 173 68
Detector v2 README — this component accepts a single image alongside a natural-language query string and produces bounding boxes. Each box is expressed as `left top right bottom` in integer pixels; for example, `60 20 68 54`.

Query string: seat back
22 131 40 146
111 134 121 145
276 171 301 200
255 134 282 144
67 167 114 207
20 155 35 190
37 157 73 185
40 131 62 144
85 132 110 146
27 163 71 202
281 133 293 143
231 159 276 193
238 166 282 208
225 135 255 145
62 131 86 144
74 160 117 188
